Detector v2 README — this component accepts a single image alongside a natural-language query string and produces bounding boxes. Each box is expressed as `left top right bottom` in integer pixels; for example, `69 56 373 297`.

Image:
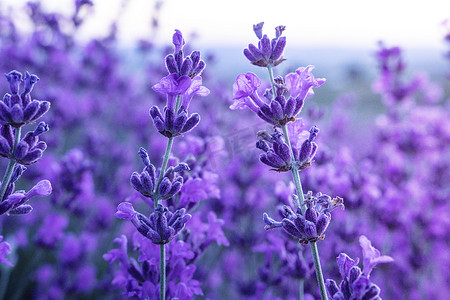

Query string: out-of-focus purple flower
0 236 13 266
326 236 393 300
179 178 208 208
359 235 394 277
35 213 69 249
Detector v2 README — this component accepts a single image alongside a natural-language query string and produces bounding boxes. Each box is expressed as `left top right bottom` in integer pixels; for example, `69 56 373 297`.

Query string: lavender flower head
129 147 188 201
1 70 50 128
115 202 191 245
264 191 344 244
256 125 319 171
244 22 287 67
150 30 209 138
326 235 393 300
230 68 325 126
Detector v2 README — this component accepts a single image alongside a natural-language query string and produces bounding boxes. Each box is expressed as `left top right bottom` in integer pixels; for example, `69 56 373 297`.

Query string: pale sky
4 0 450 48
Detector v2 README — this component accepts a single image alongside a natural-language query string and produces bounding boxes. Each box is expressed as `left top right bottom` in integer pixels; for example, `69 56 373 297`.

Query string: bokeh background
0 0 448 299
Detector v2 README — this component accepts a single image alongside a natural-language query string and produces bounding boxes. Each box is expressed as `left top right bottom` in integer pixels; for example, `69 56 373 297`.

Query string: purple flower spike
14 125 49 165
244 23 286 67
231 68 324 126
115 202 138 221
264 191 343 244
131 205 191 244
326 238 392 299
1 70 50 127
359 235 394 277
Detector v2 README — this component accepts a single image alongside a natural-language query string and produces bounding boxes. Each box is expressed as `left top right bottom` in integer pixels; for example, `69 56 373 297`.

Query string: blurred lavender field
0 1 448 300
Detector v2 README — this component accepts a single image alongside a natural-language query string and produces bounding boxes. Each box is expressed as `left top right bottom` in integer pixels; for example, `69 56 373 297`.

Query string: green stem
153 96 181 208
153 137 174 209
281 124 328 300
281 125 305 213
0 127 21 201
160 244 166 300
310 242 328 299
266 65 277 96
153 95 181 300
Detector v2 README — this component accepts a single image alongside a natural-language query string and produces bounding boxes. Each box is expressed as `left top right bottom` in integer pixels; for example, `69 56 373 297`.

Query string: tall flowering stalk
0 70 52 296
113 30 209 300
231 22 341 299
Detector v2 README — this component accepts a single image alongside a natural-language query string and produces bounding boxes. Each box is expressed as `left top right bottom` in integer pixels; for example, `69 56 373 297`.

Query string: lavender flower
150 30 210 138
243 22 287 67
117 203 191 245
326 236 393 300
0 179 51 215
230 67 324 126
256 125 320 171
165 30 206 78
0 71 50 127
129 147 188 200
264 191 343 244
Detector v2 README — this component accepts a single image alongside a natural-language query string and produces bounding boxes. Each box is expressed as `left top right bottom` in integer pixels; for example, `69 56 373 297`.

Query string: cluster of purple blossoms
244 22 287 67
326 236 393 300
230 66 325 127
108 29 227 299
150 30 209 138
257 125 319 171
0 70 52 267
0 71 50 128
1 1 447 298
264 192 344 244
116 202 190 245
0 71 51 218
129 147 188 200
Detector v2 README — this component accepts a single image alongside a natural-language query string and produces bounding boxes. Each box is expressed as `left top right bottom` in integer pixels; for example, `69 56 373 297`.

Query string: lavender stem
267 64 277 96
0 127 22 201
153 95 181 300
267 60 328 299
281 124 328 300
